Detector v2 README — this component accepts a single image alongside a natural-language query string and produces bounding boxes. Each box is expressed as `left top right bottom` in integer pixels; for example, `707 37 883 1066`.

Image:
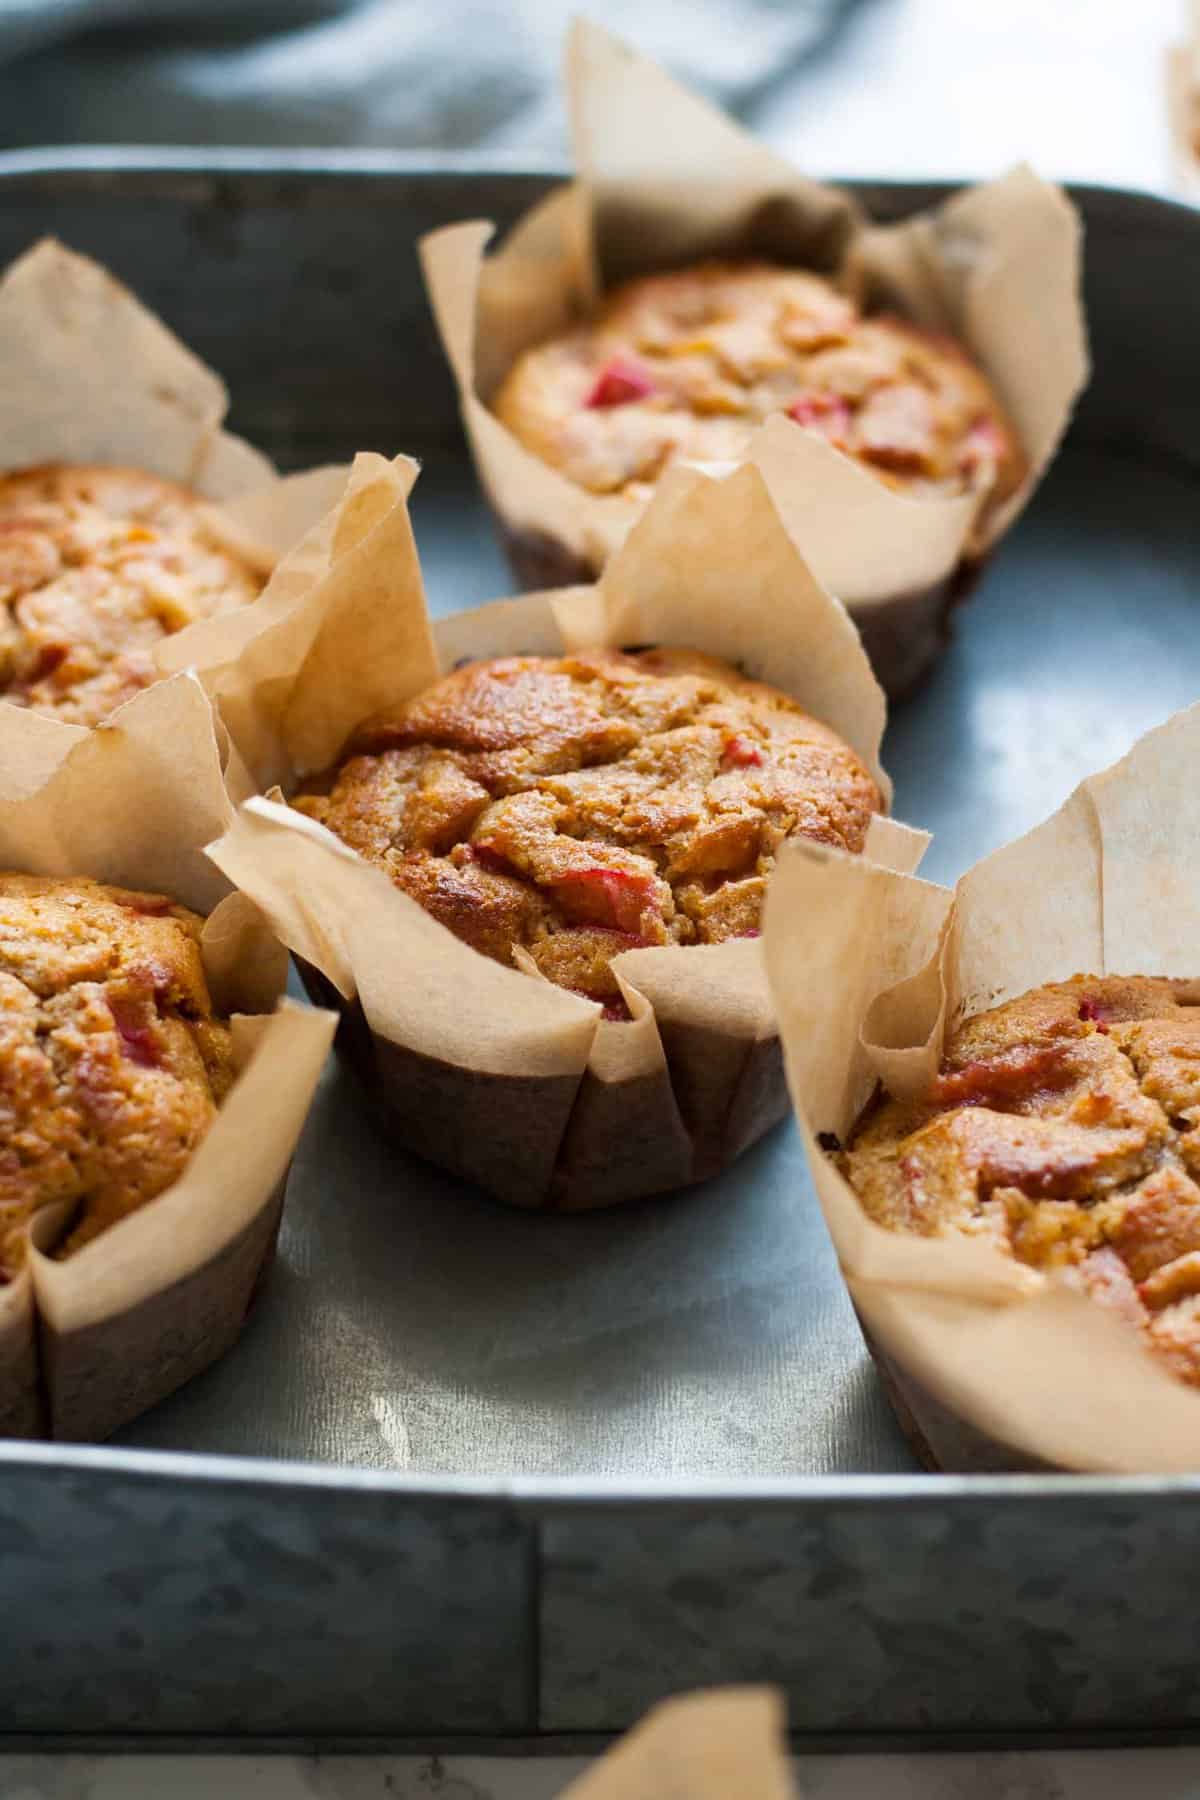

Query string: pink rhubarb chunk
585 356 657 409
108 997 161 1069
1078 997 1111 1034
786 391 852 444
721 734 764 769
960 416 1007 474
552 866 658 936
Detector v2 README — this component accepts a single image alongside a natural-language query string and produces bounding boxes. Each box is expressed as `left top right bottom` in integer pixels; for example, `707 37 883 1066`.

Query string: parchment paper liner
763 702 1200 1474
558 1688 795 1799
196 448 928 1209
420 19 1088 698
0 671 334 1442
1168 7 1200 199
0 237 349 768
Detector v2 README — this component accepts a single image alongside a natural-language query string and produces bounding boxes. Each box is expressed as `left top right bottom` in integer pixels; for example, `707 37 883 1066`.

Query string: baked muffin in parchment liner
0 672 333 1442
188 451 927 1210
763 703 1200 1473
421 20 1088 698
0 237 348 747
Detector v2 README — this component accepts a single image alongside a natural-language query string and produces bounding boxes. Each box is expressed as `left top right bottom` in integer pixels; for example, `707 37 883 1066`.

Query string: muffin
292 647 883 1016
0 463 265 726
0 871 235 1272
843 974 1200 1390
208 452 917 1210
0 656 337 1444
423 28 1086 701
493 262 1024 523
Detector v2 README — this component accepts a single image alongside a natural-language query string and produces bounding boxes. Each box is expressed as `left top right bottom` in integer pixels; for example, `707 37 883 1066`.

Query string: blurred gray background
0 0 1185 192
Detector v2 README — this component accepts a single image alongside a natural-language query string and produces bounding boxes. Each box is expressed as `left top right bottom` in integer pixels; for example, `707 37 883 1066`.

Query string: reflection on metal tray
0 154 1199 1748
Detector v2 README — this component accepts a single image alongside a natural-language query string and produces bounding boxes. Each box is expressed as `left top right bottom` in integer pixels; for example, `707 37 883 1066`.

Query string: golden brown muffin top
842 974 1200 1388
0 872 234 1273
294 648 881 1013
0 463 264 727
493 261 1024 517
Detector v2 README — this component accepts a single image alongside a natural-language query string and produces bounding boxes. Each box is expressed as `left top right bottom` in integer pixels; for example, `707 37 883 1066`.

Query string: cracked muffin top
842 975 1200 1388
0 463 265 727
493 261 1024 521
0 872 235 1273
293 647 882 1015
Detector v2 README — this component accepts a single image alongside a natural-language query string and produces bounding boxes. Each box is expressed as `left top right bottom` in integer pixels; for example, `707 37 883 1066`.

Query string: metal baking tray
1 151 1199 1751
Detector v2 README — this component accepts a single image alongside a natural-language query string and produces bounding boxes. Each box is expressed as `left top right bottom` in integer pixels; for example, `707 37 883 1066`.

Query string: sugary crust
0 462 263 726
294 647 881 1010
843 974 1200 1389
493 261 1025 515
0 872 234 1276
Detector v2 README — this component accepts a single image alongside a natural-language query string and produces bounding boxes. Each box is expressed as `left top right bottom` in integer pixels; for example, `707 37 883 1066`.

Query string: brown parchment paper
201 449 928 1209
763 702 1200 1474
1168 7 1200 198
420 19 1088 697
558 1688 796 1799
0 669 334 1442
0 237 349 765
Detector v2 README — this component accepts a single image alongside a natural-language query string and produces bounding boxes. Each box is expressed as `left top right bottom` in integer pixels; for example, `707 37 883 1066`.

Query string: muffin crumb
494 262 1024 517
0 463 264 726
844 974 1200 1386
0 872 234 1272
294 647 881 1010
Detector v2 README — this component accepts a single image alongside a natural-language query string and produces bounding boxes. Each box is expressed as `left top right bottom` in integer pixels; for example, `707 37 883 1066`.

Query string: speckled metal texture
0 156 1199 1746
0 1446 534 1737
538 1484 1200 1736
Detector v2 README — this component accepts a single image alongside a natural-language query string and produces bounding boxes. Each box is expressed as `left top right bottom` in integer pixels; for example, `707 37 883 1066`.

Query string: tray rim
0 141 1195 229
0 149 1197 1499
8 1435 1200 1504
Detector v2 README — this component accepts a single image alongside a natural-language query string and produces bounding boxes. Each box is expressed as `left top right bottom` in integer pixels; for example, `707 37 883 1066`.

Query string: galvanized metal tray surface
1 153 1200 1749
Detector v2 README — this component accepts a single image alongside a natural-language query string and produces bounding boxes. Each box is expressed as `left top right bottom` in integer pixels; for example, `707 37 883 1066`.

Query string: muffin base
0 1175 287 1445
298 960 789 1211
37 1176 286 1444
852 558 986 702
496 516 986 703
0 1274 42 1439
